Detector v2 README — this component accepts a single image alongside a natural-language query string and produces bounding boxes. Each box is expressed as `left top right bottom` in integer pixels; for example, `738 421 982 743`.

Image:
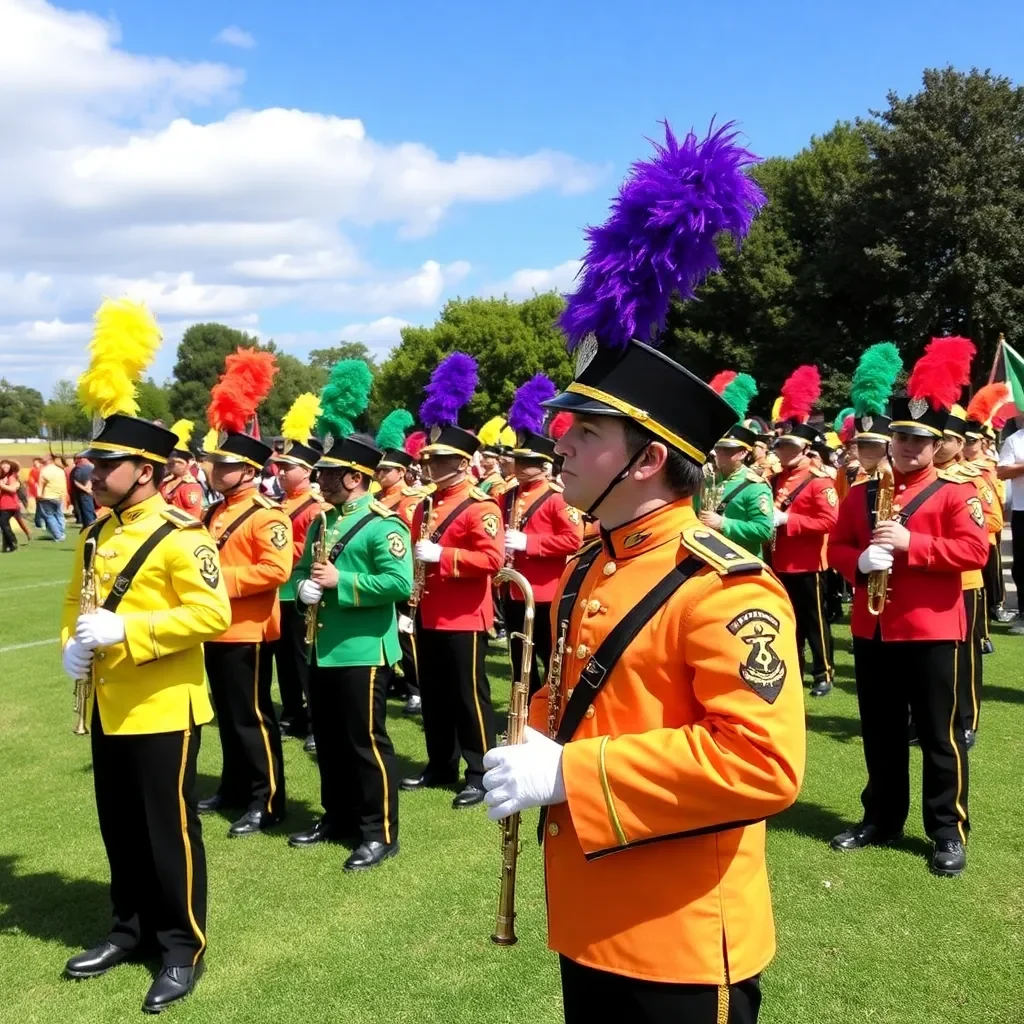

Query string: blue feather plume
508 374 556 434
559 120 766 351
419 352 478 427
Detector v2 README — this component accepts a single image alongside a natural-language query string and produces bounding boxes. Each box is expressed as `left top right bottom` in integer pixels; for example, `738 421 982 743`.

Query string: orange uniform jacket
377 481 426 528
952 461 1002 592
411 477 503 631
160 473 203 518
771 465 839 573
204 488 292 643
828 467 989 641
528 500 805 985
502 478 584 602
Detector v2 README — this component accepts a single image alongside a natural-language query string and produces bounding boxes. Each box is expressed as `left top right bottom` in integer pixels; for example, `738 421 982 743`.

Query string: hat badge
574 332 599 379
429 426 442 443
861 415 873 433
908 398 929 420
217 429 229 449
281 439 294 455
322 433 335 455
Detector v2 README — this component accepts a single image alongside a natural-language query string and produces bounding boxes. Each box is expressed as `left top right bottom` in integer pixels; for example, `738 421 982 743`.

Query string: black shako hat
889 397 950 438
79 413 177 464
270 437 323 471
204 431 273 470
542 338 735 466
854 414 892 442
513 430 558 462
775 422 821 447
715 423 759 450
943 405 969 440
421 425 480 461
315 435 384 475
377 448 413 471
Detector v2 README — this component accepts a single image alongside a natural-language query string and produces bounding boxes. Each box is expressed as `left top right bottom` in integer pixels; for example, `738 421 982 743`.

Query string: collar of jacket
599 498 696 560
893 465 937 489
340 492 373 516
114 491 166 526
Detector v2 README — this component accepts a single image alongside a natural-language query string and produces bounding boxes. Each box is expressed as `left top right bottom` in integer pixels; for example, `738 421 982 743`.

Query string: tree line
2 66 1021 441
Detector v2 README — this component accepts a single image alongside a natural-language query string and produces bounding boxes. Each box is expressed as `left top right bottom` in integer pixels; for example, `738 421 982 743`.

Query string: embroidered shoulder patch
482 512 500 538
386 531 407 558
727 609 787 703
825 487 838 507
269 522 289 549
966 496 984 529
193 544 220 589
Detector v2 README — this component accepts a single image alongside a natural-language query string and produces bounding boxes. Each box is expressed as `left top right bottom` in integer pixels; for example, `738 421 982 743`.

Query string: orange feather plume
966 382 1011 425
207 348 278 434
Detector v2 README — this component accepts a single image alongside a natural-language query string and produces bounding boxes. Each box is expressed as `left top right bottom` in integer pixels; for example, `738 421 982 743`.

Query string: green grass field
1 534 1021 1023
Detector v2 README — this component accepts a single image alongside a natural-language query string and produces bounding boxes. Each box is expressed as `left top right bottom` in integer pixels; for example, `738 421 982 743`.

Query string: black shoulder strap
101 522 178 612
84 516 107 545
202 502 221 529
777 475 815 512
289 495 319 523
865 477 879 529
211 502 262 550
716 478 756 515
327 512 378 564
555 542 603 629
893 478 949 525
429 497 477 543
519 488 557 528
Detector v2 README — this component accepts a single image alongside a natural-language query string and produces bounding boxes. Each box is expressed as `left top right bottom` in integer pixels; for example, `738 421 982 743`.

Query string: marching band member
769 366 838 696
61 299 230 1013
160 420 203 518
482 120 805 1024
198 350 293 837
400 353 504 810
476 417 516 494
828 337 989 876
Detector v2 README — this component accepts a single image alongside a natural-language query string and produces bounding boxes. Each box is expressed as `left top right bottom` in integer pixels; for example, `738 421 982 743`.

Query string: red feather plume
404 430 427 459
966 382 1011 425
992 402 1018 431
778 365 820 424
548 411 573 440
839 415 856 444
207 348 278 433
708 370 737 395
906 337 975 411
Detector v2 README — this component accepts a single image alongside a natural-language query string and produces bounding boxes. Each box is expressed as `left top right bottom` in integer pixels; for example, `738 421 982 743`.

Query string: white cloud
215 26 255 49
271 317 413 361
482 259 582 300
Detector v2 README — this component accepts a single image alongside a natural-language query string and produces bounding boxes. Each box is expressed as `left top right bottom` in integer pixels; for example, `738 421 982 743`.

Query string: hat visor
714 439 750 450
204 450 249 465
512 449 553 462
270 453 314 468
541 391 626 417
78 445 137 461
774 435 809 447
889 422 943 439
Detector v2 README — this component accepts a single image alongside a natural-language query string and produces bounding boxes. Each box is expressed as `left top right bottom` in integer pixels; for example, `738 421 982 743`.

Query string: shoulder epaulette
850 477 868 488
809 467 830 478
568 537 602 563
470 486 496 502
370 499 396 517
957 462 981 477
253 493 278 508
161 507 202 529
681 527 764 576
182 472 196 484
402 486 423 497
744 470 764 483
936 469 962 483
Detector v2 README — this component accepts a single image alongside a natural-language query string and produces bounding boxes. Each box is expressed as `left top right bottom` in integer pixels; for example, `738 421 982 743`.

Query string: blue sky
2 0 1023 392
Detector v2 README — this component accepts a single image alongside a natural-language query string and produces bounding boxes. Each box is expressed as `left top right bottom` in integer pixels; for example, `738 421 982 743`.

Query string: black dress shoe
400 769 457 792
142 963 203 1014
810 679 833 697
303 734 317 754
343 839 399 872
197 794 224 814
452 784 485 809
830 822 902 852
64 941 131 979
980 637 995 655
403 694 422 715
227 809 284 837
931 838 966 877
288 819 349 848
964 729 977 751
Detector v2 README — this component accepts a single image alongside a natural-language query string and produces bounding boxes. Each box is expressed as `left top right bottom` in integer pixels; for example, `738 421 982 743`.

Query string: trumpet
867 463 895 616
72 538 98 736
408 495 434 609
304 511 329 645
547 620 569 739
490 566 535 947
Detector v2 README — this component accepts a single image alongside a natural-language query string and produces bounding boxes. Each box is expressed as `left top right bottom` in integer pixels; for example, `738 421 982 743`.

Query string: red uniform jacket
827 467 989 642
771 465 838 573
502 479 584 603
280 487 329 567
377 481 426 527
411 477 503 631
159 473 203 518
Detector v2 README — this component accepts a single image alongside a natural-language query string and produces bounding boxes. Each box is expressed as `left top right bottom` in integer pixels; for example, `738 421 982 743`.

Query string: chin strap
584 445 649 519
111 468 149 517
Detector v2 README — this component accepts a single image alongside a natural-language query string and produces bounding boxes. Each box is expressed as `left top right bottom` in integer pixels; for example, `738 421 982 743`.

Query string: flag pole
987 333 1005 385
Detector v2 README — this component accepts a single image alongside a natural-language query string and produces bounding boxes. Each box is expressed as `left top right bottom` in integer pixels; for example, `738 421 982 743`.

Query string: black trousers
271 602 311 732
559 957 760 1024
983 541 1005 615
0 509 17 551
91 714 207 967
1011 511 1024 603
492 585 506 633
416 628 495 786
779 571 834 684
204 641 286 817
505 599 553 697
853 634 969 842
957 588 984 734
308 662 399 844
391 602 420 699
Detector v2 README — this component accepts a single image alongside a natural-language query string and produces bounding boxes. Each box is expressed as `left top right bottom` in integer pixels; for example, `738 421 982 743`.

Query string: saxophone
866 463 895 616
504 494 525 569
72 538 98 736
408 494 434 609
304 511 329 645
547 620 569 739
699 462 723 514
491 566 535 947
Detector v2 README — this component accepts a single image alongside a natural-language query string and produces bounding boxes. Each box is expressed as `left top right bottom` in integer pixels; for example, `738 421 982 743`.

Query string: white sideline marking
0 581 64 594
0 638 57 654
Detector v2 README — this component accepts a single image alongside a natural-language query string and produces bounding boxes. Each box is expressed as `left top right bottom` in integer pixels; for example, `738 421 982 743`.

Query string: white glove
858 544 894 574
504 529 527 552
297 579 324 605
62 638 93 680
75 609 126 650
482 726 567 821
773 508 789 527
414 540 442 563
397 613 415 634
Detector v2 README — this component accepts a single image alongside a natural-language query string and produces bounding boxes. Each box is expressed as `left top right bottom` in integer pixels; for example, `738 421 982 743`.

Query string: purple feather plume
559 120 767 351
419 351 478 427
508 374 556 434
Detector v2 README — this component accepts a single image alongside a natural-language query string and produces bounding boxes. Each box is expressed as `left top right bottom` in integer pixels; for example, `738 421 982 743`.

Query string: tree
257 349 325 436
308 342 377 378
43 380 89 446
0 379 45 437
136 378 172 425
370 294 573 427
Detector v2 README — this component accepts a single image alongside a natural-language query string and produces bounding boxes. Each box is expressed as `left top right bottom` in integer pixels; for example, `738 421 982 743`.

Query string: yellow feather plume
170 419 194 449
77 297 162 419
477 416 508 446
281 392 323 443
499 424 516 446
771 395 784 423
201 428 218 454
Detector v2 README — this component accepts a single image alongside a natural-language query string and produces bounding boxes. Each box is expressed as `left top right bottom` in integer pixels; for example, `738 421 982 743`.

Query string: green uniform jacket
294 493 413 668
693 467 774 557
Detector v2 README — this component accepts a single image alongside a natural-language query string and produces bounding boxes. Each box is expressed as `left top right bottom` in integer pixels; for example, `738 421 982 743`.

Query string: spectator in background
70 456 96 527
28 457 43 527
0 458 23 552
998 417 1024 633
59 456 75 519
36 452 67 541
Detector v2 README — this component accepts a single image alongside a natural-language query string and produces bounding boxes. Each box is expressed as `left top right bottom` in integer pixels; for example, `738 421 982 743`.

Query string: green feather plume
375 409 414 451
316 360 373 441
721 373 757 419
834 407 854 431
852 342 902 417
